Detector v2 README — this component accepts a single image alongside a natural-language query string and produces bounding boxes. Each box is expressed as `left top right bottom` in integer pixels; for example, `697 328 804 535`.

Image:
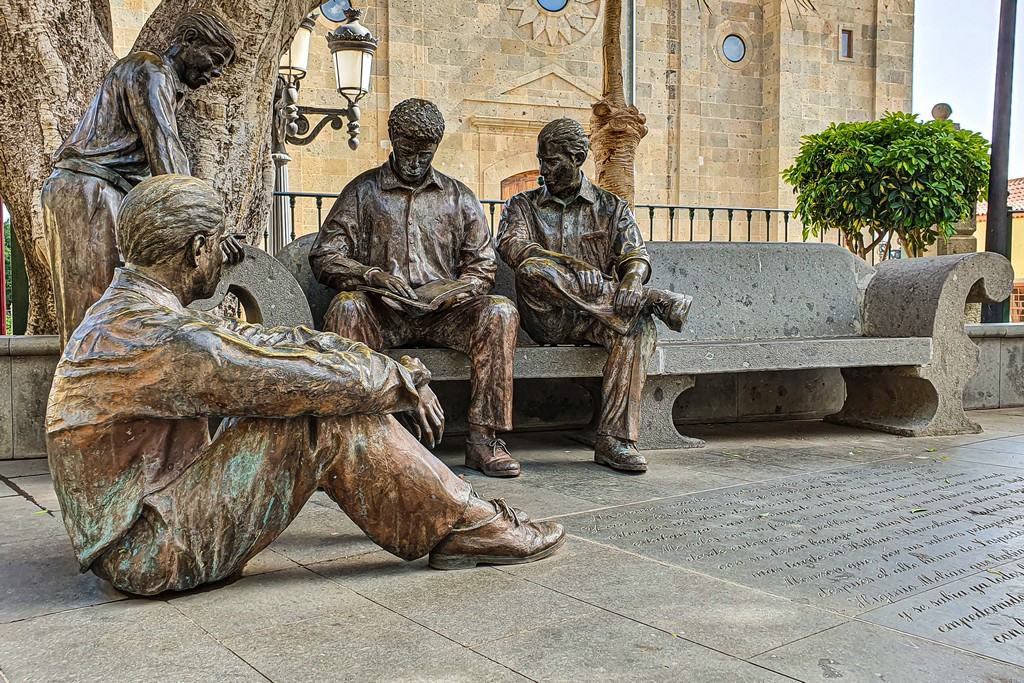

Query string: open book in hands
358 278 475 315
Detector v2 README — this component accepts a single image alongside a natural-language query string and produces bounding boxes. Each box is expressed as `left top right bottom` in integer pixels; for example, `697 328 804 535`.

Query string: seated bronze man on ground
45 174 564 597
310 99 521 478
496 118 692 473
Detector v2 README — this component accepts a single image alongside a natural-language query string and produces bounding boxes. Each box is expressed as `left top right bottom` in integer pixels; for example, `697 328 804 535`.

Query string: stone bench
194 237 1014 450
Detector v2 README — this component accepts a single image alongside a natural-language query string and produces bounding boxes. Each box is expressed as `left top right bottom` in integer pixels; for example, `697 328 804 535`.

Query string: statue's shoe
594 435 648 472
647 289 693 332
429 499 565 570
466 437 521 477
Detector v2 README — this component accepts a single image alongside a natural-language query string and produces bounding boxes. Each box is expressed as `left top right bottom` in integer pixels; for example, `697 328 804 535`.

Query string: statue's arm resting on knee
166 322 423 419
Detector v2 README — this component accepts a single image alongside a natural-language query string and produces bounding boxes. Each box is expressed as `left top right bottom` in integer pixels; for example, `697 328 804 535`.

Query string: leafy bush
782 112 991 258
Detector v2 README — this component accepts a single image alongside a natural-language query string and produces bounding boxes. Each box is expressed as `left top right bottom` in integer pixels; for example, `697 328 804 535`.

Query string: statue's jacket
45 268 421 572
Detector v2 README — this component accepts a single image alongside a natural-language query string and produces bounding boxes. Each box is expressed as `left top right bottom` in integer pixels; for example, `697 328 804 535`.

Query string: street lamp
326 8 378 150
269 7 379 253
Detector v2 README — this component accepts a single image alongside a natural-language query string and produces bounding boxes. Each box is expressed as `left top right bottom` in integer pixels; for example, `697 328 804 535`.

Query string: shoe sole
466 462 521 478
594 456 648 473
429 534 566 570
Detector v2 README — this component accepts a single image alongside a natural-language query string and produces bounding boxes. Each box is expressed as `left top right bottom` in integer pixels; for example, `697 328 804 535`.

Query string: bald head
117 175 224 267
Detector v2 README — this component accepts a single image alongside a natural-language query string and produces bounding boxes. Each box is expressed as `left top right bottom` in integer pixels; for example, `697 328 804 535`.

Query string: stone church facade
109 0 914 239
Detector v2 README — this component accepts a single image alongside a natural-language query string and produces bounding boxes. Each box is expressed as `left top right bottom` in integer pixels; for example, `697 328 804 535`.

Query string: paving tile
0 481 17 498
751 620 1024 683
0 495 67 546
313 550 596 646
0 456 50 478
475 612 794 682
225 607 530 682
0 535 125 623
451 471 602 519
862 563 1024 667
266 498 378 566
170 565 371 640
500 537 847 659
0 600 265 683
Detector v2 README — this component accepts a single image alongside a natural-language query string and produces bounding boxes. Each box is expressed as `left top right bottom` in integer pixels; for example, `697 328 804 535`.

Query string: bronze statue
41 11 242 346
310 99 521 477
45 174 564 596
496 118 692 473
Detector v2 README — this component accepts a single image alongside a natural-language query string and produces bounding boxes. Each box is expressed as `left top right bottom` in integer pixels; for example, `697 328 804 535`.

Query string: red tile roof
978 177 1024 216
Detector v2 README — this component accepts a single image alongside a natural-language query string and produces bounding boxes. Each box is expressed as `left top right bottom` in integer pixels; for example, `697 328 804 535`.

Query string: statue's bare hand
413 385 445 448
367 271 418 300
571 261 605 299
399 355 432 388
221 234 246 265
614 272 644 318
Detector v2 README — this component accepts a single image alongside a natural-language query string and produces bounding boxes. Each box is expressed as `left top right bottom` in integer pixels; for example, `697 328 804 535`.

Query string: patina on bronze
310 98 522 477
496 118 692 473
41 11 242 346
45 174 564 596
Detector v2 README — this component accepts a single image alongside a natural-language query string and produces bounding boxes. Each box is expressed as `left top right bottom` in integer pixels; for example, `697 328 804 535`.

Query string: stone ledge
966 323 1024 338
4 336 61 357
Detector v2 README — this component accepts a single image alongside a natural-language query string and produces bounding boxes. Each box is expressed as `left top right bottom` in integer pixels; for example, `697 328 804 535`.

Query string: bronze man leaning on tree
497 118 692 473
45 174 564 597
41 11 242 346
310 98 523 478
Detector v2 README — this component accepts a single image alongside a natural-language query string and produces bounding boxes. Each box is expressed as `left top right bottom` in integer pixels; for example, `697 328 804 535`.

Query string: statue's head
537 118 589 196
169 11 237 90
387 98 445 185
117 175 225 303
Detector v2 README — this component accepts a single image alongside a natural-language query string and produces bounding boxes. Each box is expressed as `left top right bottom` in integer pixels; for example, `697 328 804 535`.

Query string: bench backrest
276 236 873 342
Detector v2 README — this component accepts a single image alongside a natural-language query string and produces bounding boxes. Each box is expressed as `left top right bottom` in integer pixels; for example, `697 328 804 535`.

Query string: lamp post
270 7 378 253
983 0 1017 323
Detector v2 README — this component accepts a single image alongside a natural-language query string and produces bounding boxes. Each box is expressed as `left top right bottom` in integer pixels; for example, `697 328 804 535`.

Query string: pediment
484 65 601 105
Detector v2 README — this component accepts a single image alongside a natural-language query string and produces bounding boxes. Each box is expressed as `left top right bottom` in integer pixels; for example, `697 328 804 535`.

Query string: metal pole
0 196 6 335
983 0 1017 323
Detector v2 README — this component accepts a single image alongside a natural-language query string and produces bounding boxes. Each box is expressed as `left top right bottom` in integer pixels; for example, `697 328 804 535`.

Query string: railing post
648 206 655 240
783 212 791 241
489 203 498 235
688 208 695 241
707 208 715 241
289 196 297 243
315 196 323 230
764 210 772 241
727 208 734 241
668 206 676 241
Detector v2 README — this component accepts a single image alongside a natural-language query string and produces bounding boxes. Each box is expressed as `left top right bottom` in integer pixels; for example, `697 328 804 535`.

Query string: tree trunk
590 0 648 207
0 0 115 333
0 0 320 333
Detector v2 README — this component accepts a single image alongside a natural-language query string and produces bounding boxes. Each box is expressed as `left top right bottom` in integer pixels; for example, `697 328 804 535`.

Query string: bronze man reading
41 11 241 346
45 174 563 596
310 98 522 477
497 118 692 473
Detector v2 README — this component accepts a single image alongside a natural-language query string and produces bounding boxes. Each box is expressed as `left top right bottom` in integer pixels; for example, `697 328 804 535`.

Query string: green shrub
782 112 991 258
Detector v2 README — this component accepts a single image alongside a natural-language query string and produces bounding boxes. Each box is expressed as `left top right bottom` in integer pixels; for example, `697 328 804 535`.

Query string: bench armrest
861 252 1013 339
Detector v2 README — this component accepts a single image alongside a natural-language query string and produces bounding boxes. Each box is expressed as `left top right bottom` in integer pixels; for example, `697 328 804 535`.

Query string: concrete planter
1 335 60 460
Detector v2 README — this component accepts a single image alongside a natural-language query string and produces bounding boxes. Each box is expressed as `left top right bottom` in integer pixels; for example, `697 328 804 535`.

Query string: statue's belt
54 159 135 195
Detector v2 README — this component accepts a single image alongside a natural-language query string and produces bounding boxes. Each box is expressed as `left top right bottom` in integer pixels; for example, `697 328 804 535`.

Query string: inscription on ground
569 460 1024 621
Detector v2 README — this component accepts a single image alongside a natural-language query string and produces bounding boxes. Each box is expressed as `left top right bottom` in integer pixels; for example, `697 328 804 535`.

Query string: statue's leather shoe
594 435 648 472
471 491 529 523
647 289 693 332
466 438 521 477
429 499 565 570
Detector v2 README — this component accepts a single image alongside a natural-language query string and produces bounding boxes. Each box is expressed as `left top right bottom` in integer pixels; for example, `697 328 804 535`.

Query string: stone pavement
4 411 1024 682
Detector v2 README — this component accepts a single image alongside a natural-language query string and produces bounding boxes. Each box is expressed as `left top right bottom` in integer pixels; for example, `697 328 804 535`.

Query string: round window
537 0 570 12
320 0 351 22
722 34 746 63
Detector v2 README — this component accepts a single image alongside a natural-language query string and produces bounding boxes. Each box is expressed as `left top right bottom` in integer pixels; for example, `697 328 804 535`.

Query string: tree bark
590 0 648 207
0 0 321 333
0 0 115 333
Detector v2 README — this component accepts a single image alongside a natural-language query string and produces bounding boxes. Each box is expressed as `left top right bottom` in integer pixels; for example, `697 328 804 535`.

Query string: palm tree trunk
590 0 648 207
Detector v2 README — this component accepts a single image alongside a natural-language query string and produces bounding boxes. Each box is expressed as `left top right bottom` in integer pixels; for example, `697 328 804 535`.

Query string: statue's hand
411 385 445 448
367 270 418 300
221 234 246 265
614 271 644 318
399 355 432 388
569 259 605 299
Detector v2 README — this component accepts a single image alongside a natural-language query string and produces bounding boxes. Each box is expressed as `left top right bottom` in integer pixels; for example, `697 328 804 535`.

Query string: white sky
913 0 1024 178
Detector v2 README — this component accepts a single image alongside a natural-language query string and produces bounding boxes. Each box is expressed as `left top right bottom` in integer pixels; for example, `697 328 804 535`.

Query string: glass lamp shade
280 15 317 79
326 8 378 102
331 47 374 100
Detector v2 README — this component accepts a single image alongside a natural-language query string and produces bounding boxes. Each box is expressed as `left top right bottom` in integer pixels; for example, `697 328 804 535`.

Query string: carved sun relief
504 0 601 49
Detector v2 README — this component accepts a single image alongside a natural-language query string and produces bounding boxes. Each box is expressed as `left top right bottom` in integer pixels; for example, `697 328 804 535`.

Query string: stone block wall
106 0 914 236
